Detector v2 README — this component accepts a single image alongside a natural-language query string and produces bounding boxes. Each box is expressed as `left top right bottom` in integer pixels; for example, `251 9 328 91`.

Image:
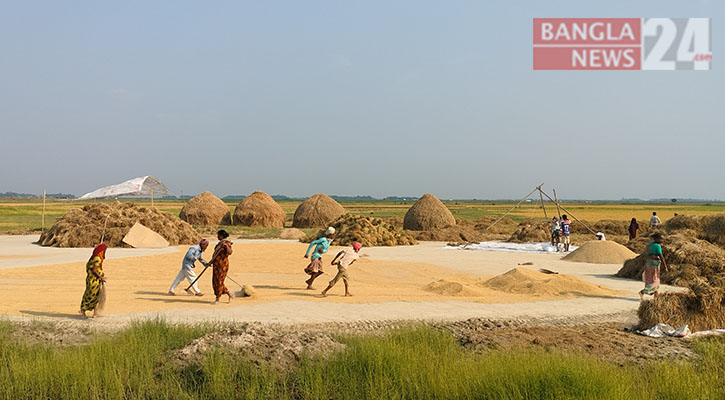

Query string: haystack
403 194 455 231
562 241 637 264
292 194 346 228
232 191 286 227
407 218 491 243
618 234 725 286
507 220 550 243
179 191 230 226
638 277 725 331
307 214 417 247
39 202 200 247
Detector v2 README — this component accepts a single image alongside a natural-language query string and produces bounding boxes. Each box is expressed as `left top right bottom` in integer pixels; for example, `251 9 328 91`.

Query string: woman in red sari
209 230 233 304
79 243 107 318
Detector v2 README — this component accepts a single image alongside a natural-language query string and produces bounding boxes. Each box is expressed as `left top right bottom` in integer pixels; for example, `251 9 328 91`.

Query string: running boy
321 242 362 297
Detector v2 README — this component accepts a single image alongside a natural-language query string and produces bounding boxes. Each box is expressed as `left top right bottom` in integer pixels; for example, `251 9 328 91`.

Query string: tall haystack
403 194 455 231
662 214 725 248
39 202 200 247
618 234 725 286
179 191 230 226
232 191 286 227
292 193 346 228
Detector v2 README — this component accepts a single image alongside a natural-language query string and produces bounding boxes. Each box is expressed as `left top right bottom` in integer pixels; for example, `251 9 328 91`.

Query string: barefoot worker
560 215 572 252
209 230 233 304
79 243 107 318
640 232 668 300
168 239 209 296
321 242 361 297
303 227 335 289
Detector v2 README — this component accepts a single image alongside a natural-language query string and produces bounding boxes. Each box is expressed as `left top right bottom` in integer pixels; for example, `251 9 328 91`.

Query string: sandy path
0 235 178 269
0 238 664 325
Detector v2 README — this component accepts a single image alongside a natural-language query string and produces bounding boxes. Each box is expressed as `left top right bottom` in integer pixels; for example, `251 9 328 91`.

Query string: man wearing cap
321 242 362 297
168 239 209 296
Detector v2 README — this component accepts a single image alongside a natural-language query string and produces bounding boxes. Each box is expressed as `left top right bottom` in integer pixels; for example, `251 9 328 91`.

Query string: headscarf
90 243 107 261
199 239 209 248
352 242 362 252
325 227 336 236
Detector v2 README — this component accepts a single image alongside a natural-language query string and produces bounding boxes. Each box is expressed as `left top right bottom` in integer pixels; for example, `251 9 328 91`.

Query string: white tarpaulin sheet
445 241 578 254
78 176 172 200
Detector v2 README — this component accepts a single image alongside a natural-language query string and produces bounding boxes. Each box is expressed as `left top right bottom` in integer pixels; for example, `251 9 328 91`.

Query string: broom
95 213 111 315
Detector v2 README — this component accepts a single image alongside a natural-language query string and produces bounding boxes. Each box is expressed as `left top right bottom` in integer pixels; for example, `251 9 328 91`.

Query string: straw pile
638 277 725 331
507 220 550 243
231 191 286 227
292 194 345 228
307 214 417 247
403 194 455 231
179 191 230 226
662 214 725 248
279 228 307 240
39 202 200 247
424 280 484 297
481 268 617 297
562 241 637 264
618 234 725 286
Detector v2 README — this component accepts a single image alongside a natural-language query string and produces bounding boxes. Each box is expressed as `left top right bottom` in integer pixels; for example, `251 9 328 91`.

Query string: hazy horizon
1 1 722 200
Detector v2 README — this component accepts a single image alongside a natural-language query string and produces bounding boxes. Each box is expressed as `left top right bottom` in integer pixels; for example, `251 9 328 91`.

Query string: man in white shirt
168 239 208 296
650 212 662 228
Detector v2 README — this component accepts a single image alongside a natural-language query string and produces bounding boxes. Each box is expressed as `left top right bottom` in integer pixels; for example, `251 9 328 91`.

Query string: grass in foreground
0 321 723 399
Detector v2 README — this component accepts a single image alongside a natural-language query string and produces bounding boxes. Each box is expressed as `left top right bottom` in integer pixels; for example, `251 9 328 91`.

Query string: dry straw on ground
231 191 286 227
279 228 307 240
179 191 230 226
403 194 455 231
638 278 725 331
507 220 550 243
39 202 200 247
306 214 417 247
292 194 345 228
562 241 637 264
619 234 725 286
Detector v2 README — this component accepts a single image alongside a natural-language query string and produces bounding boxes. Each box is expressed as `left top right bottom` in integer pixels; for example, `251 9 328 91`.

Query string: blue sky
1 1 721 199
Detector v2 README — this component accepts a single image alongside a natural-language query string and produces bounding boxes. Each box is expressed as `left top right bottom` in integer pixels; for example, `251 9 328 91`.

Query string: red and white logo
533 18 711 70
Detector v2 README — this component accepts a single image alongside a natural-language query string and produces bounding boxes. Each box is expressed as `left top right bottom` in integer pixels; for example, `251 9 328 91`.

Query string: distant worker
640 232 668 300
209 230 233 304
628 218 639 240
650 211 661 228
321 242 362 297
304 227 335 289
595 232 606 241
79 243 107 318
550 216 561 250
560 215 571 252
168 239 208 296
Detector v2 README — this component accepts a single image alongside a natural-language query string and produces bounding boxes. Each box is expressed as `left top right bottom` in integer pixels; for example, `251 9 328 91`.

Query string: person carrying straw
168 239 209 296
79 243 107 318
321 242 362 297
303 227 335 289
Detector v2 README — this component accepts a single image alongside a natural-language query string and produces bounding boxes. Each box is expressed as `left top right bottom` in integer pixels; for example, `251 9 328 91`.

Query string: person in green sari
79 243 107 318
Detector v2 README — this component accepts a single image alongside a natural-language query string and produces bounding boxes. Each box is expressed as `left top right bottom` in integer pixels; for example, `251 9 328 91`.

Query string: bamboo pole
553 189 562 220
480 183 543 234
41 189 46 231
539 189 596 235
539 190 548 219
151 189 154 208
